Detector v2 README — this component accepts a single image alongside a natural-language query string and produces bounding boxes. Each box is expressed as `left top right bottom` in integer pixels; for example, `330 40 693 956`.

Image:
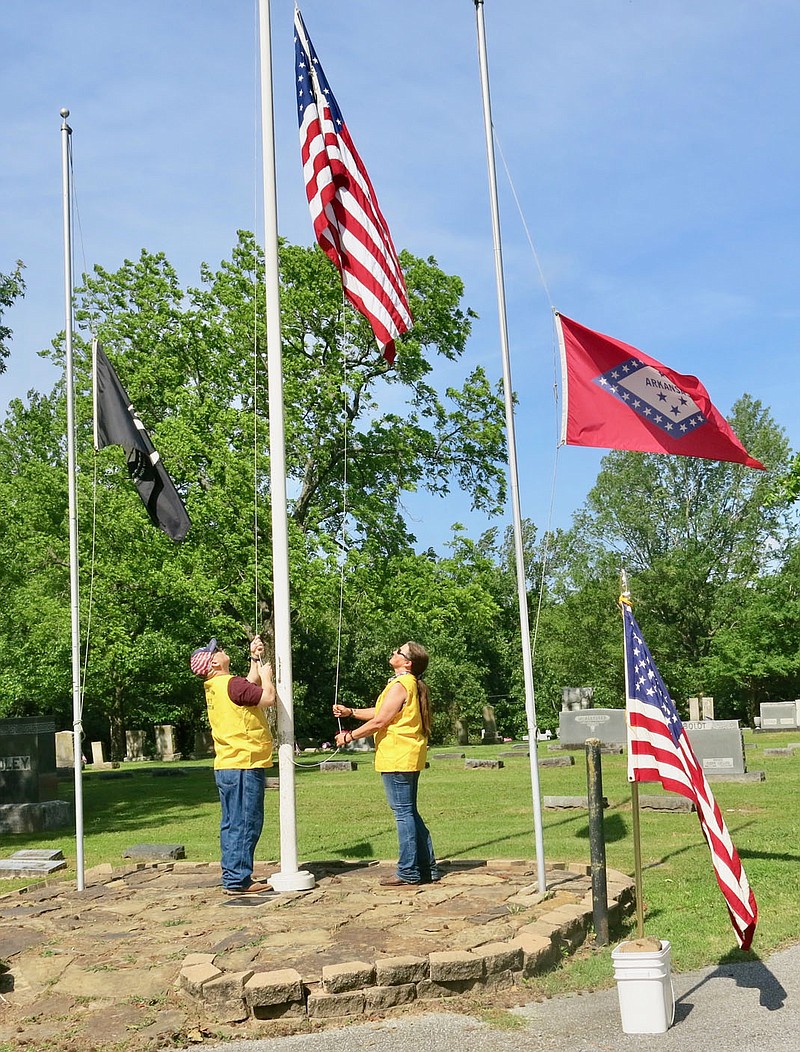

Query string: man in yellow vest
190 635 275 895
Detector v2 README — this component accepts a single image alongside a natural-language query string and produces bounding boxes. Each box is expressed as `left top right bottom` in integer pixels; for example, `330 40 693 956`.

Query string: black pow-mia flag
93 341 191 542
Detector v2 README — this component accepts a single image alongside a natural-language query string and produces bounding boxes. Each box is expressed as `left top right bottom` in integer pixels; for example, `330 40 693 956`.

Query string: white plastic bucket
611 939 674 1034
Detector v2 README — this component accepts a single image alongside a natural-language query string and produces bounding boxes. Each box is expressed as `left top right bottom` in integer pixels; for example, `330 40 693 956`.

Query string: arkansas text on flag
622 601 757 950
93 342 191 543
294 6 412 364
556 313 763 468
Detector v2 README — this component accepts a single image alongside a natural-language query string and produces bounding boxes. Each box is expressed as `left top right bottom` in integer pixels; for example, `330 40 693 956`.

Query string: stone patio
0 857 634 1049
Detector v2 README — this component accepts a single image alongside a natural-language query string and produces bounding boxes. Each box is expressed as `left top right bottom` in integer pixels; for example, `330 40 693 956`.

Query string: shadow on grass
640 818 759 871
52 764 243 836
575 812 628 844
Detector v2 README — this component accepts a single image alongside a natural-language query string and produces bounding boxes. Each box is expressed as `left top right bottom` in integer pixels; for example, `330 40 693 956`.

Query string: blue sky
2 0 799 552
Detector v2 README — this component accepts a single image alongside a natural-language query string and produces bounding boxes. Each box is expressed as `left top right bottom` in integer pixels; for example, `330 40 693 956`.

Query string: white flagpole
60 107 85 892
257 0 314 892
473 1 547 892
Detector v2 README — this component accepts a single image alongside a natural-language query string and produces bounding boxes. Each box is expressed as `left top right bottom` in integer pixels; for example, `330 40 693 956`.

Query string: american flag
294 7 412 364
622 601 757 950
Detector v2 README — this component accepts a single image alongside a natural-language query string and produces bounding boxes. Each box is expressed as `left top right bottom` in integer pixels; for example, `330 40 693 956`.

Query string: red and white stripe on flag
622 601 757 950
294 8 412 364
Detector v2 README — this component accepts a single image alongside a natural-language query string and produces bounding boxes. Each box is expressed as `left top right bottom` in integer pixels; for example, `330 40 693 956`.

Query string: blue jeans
214 768 266 890
381 771 440 883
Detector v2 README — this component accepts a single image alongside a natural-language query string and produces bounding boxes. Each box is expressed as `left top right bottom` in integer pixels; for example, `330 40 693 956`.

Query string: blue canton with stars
295 12 345 131
623 605 683 746
595 357 707 438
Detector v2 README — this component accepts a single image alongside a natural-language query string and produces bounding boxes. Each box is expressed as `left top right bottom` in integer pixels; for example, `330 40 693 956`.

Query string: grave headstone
55 731 75 768
154 724 180 761
192 730 215 759
682 719 746 775
759 701 798 730
91 741 106 766
125 730 147 761
640 796 694 812
0 717 57 803
481 704 498 744
465 758 504 769
544 795 608 809
561 686 594 711
558 708 627 747
688 697 701 722
455 719 469 746
123 843 186 860
540 755 574 767
0 851 68 878
702 696 715 720
346 736 373 751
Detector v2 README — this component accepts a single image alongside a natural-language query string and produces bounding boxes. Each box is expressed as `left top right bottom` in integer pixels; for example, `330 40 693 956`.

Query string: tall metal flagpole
473 0 547 892
619 570 645 937
257 0 314 892
60 107 85 892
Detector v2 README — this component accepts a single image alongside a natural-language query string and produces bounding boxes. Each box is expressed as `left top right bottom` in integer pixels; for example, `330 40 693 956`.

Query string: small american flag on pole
622 600 757 950
294 6 412 364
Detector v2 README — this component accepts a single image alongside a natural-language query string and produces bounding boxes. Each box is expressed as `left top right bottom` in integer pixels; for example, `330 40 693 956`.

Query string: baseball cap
190 638 219 676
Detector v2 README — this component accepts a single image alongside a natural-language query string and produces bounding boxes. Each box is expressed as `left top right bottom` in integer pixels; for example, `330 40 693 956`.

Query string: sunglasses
394 648 411 661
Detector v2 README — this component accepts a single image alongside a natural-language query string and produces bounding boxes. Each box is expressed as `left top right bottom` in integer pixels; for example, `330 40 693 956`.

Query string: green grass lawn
5 731 799 987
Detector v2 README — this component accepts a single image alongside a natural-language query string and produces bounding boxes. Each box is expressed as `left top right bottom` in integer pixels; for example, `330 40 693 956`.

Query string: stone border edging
176 861 635 1024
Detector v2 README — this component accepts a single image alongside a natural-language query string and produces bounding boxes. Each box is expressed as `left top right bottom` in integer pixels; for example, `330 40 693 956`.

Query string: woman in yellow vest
333 641 441 886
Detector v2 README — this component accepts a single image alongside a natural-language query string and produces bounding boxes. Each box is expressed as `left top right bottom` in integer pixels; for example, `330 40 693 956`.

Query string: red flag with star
556 313 764 469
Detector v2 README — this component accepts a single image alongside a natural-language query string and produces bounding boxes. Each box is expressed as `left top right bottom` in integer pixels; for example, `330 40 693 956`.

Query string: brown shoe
223 880 273 896
379 876 420 887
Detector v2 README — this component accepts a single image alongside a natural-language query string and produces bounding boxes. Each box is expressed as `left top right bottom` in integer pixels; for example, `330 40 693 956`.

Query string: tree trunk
109 679 126 762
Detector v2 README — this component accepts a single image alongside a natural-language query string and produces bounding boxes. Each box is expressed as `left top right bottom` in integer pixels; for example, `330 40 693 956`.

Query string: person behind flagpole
333 641 441 886
190 634 275 896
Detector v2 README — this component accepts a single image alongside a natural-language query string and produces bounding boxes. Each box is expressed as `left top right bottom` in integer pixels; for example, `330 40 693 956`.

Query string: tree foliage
0 261 25 374
1 233 799 751
0 236 510 754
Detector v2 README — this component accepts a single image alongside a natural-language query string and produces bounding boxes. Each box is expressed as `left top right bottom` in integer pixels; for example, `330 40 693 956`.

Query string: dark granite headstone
0 717 57 804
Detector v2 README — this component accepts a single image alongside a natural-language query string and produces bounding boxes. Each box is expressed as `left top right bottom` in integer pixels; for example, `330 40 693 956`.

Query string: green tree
549 397 795 718
0 261 25 374
0 237 509 756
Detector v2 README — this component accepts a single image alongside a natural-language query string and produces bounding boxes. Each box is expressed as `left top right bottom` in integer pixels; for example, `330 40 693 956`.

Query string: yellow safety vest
374 672 427 772
204 674 273 770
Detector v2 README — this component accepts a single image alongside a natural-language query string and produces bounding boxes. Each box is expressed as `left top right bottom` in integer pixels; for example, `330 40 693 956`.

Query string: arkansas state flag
556 313 764 469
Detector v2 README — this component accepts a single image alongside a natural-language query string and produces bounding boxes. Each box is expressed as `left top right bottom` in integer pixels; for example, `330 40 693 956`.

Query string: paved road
194 942 799 1052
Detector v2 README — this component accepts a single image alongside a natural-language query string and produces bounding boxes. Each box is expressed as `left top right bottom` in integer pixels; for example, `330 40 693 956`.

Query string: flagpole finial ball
60 108 70 118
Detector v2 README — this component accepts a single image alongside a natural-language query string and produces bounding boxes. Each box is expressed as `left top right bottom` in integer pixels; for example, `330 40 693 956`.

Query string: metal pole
619 569 644 936
60 107 85 892
474 0 546 891
630 781 645 938
585 738 609 945
257 0 314 892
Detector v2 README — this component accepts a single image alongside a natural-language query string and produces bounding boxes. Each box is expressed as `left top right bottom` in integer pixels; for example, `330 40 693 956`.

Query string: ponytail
405 641 431 739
